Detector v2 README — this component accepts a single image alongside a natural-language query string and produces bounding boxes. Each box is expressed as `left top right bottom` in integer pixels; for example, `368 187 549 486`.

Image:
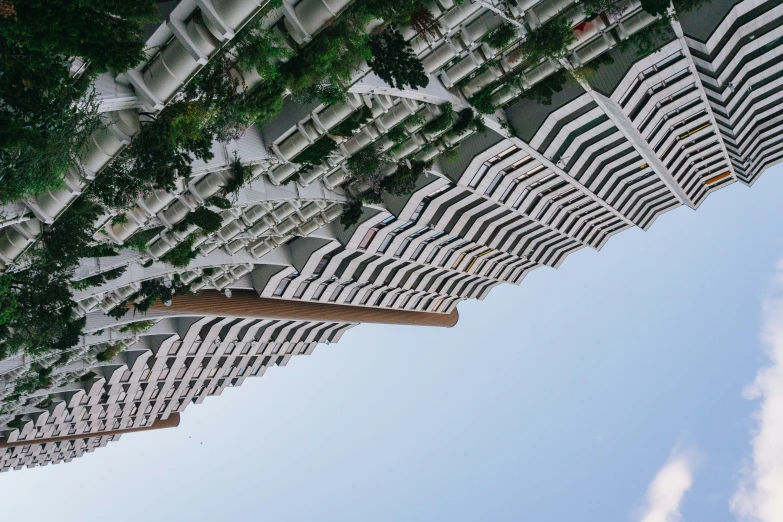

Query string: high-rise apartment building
1 0 781 471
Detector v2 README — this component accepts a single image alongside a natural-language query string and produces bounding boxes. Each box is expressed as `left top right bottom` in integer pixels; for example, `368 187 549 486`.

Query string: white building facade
1 0 781 470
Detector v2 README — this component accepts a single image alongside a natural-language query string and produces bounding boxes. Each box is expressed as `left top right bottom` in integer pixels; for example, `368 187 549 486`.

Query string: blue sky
2 165 783 522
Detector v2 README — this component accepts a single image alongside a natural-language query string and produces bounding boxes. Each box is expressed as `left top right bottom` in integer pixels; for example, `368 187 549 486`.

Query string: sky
2 165 783 521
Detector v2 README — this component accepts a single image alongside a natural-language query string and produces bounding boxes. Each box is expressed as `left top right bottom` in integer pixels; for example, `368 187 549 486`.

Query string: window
167 342 181 356
273 271 300 297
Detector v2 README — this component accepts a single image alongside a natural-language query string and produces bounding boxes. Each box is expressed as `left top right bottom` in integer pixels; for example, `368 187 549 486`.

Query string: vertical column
575 78 696 209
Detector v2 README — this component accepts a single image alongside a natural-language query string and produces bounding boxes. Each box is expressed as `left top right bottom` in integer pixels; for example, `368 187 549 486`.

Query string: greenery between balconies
339 200 365 229
471 88 498 114
641 0 711 16
119 320 156 334
117 275 193 315
223 157 253 198
183 207 224 234
619 18 674 57
78 371 96 382
292 136 339 167
483 23 517 50
569 51 615 82
0 1 157 202
209 196 233 209
347 145 391 194
386 126 409 145
422 103 456 134
580 0 627 19
520 17 577 63
125 226 165 252
0 195 134 360
1 1 434 207
331 106 373 137
160 236 200 268
3 366 53 403
71 266 127 291
446 109 487 138
0 93 100 204
95 343 123 362
341 159 433 228
367 27 429 90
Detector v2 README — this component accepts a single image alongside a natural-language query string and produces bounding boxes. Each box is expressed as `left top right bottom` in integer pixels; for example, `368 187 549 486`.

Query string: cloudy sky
2 165 783 521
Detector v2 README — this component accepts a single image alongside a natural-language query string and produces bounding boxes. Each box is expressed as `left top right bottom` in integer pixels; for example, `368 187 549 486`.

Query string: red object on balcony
574 21 589 32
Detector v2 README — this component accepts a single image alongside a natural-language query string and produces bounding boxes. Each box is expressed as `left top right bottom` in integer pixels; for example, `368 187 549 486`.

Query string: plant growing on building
581 0 627 18
409 6 438 39
422 103 456 134
640 0 671 15
160 236 200 268
79 371 96 382
3 366 53 402
1 0 157 73
471 88 498 114
340 200 364 230
483 23 517 49
331 106 373 137
0 1 156 203
519 70 569 105
569 52 615 83
72 266 127 291
368 28 429 90
96 343 123 362
124 227 164 252
292 136 338 167
386 126 409 144
518 17 576 63
223 156 253 198
0 91 100 204
209 196 233 209
184 207 224 234
619 18 673 57
381 160 433 197
119 320 156 334
347 146 392 195
447 109 486 138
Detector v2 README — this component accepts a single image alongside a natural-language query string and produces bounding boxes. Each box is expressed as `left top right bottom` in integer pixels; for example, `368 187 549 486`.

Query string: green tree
160 237 200 268
640 0 671 15
340 200 364 230
368 28 429 90
185 207 224 233
0 0 157 73
382 160 432 197
0 268 82 359
483 23 517 49
520 17 576 63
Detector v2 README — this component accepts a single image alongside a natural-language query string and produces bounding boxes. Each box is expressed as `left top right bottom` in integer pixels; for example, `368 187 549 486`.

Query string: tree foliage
185 207 224 234
519 17 576 63
340 200 364 230
368 28 429 90
1 0 156 73
0 1 155 202
483 23 517 49
381 160 432 197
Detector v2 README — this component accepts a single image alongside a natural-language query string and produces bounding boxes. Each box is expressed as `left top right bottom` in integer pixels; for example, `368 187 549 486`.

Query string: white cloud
730 259 783 522
638 450 695 522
